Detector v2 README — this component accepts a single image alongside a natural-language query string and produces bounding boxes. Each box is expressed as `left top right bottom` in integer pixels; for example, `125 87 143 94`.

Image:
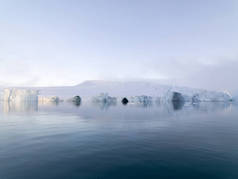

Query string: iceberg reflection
2 100 38 114
0 99 235 116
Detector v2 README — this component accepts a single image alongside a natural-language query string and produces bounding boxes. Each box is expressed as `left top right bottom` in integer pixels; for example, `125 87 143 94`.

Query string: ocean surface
0 101 238 179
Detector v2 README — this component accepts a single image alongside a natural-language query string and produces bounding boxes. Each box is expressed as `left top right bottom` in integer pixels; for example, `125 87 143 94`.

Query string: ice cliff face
37 81 233 102
3 88 39 102
160 89 232 103
92 93 117 104
36 80 232 100
0 81 233 103
173 89 232 102
38 96 61 104
130 96 153 106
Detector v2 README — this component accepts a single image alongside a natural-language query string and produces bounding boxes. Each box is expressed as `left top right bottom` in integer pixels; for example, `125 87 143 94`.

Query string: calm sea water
0 101 238 179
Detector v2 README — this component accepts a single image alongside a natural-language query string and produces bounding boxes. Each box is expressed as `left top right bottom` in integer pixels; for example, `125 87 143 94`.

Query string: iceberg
178 90 232 102
3 88 39 102
159 88 232 103
67 96 82 106
32 80 233 103
1 81 232 104
92 93 117 104
121 97 129 105
38 96 61 104
92 93 117 109
130 95 153 106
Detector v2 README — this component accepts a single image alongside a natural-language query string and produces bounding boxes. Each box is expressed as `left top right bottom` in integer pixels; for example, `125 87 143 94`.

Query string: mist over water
0 101 238 179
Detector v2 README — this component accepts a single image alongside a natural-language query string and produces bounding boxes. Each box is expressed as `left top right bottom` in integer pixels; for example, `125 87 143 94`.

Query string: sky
0 0 238 92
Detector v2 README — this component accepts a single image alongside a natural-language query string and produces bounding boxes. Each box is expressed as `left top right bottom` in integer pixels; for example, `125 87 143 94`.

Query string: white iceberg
3 88 39 102
38 96 61 104
130 95 153 106
159 87 232 103
1 81 232 103
92 93 117 104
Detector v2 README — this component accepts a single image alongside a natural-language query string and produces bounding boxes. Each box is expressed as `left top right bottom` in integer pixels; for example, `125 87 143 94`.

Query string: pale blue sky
0 0 238 91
